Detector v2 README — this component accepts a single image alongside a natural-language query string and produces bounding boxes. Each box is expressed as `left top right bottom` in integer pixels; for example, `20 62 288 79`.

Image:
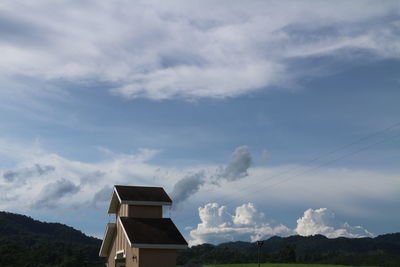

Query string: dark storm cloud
32 178 80 209
171 146 253 206
171 171 205 206
2 164 55 182
91 185 113 207
217 146 252 181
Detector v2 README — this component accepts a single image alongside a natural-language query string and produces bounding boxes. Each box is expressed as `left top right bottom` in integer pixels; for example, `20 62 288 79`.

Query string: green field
201 264 377 267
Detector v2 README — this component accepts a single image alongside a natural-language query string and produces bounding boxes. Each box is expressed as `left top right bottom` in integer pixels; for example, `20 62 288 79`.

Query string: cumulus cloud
189 205 375 245
295 208 374 238
0 1 399 101
32 178 80 209
0 137 396 240
189 202 291 246
218 146 252 181
233 203 263 226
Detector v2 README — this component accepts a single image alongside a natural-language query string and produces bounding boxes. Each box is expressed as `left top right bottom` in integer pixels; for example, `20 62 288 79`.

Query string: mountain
177 233 400 267
2 210 399 267
0 211 103 267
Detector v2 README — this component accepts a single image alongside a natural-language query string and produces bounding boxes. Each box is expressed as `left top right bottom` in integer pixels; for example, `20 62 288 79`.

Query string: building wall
107 220 141 267
108 202 177 267
118 204 162 218
138 248 177 267
106 235 117 267
116 218 128 254
128 205 162 218
105 234 177 267
118 204 129 217
125 247 139 267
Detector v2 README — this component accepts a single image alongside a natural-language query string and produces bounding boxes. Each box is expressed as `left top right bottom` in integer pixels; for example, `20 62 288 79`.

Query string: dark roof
120 217 187 246
115 185 172 204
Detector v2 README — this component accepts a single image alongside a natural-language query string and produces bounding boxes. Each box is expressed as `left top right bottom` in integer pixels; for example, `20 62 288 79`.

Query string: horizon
2 209 399 245
0 0 399 246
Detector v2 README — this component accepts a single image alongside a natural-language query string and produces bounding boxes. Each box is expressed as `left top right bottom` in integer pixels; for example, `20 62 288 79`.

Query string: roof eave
118 216 133 247
107 187 121 214
121 200 172 206
108 187 173 213
99 223 117 257
131 243 188 249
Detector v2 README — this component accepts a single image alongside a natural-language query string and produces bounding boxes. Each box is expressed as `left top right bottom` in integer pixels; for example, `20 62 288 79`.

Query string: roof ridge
108 185 172 213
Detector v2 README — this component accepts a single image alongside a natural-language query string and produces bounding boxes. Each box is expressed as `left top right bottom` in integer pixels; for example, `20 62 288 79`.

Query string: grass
201 264 377 267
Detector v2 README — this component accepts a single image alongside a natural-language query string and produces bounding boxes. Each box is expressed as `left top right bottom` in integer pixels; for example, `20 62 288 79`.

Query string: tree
278 244 296 263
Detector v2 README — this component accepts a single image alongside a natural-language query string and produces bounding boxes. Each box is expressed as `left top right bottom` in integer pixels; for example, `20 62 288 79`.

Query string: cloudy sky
0 0 399 245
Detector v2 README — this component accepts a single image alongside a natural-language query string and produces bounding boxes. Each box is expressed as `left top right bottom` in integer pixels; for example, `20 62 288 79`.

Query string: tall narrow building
99 185 188 267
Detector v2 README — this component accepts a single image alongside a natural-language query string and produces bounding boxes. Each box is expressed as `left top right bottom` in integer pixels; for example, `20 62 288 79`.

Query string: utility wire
205 121 400 207
174 121 400 216
221 132 400 207
172 122 400 226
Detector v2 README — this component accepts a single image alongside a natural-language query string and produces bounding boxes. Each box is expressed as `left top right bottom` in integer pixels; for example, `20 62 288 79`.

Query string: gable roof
119 217 188 249
108 185 172 213
99 223 116 257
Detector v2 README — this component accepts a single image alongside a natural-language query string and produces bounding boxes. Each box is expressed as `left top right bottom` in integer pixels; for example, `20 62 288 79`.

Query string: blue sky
0 0 399 245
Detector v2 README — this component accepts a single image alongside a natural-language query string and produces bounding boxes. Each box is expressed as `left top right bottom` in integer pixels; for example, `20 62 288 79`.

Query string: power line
172 122 400 226
226 132 400 206
205 121 400 207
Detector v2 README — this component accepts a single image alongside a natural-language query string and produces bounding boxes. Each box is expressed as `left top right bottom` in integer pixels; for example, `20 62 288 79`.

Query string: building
99 185 188 267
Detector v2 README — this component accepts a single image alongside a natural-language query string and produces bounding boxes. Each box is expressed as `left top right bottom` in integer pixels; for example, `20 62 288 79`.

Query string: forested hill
1 211 399 267
178 233 400 267
0 211 103 267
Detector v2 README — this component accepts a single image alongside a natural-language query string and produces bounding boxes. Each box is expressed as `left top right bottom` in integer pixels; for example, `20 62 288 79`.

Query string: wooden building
99 185 188 267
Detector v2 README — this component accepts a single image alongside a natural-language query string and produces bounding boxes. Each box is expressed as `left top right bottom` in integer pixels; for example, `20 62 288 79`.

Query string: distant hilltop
0 211 103 267
1 210 400 267
178 232 400 266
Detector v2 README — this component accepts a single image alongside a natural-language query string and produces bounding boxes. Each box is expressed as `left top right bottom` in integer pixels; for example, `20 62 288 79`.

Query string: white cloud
189 204 374 245
233 203 263 226
0 1 399 101
189 202 291 246
0 140 254 213
0 137 398 240
295 208 373 238
0 138 170 212
1 137 399 217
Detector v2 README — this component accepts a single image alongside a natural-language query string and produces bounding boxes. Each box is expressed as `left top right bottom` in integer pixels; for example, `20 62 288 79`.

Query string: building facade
99 185 188 267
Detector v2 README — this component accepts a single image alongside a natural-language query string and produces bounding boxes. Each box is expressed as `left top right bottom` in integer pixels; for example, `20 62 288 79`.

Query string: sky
0 0 399 245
